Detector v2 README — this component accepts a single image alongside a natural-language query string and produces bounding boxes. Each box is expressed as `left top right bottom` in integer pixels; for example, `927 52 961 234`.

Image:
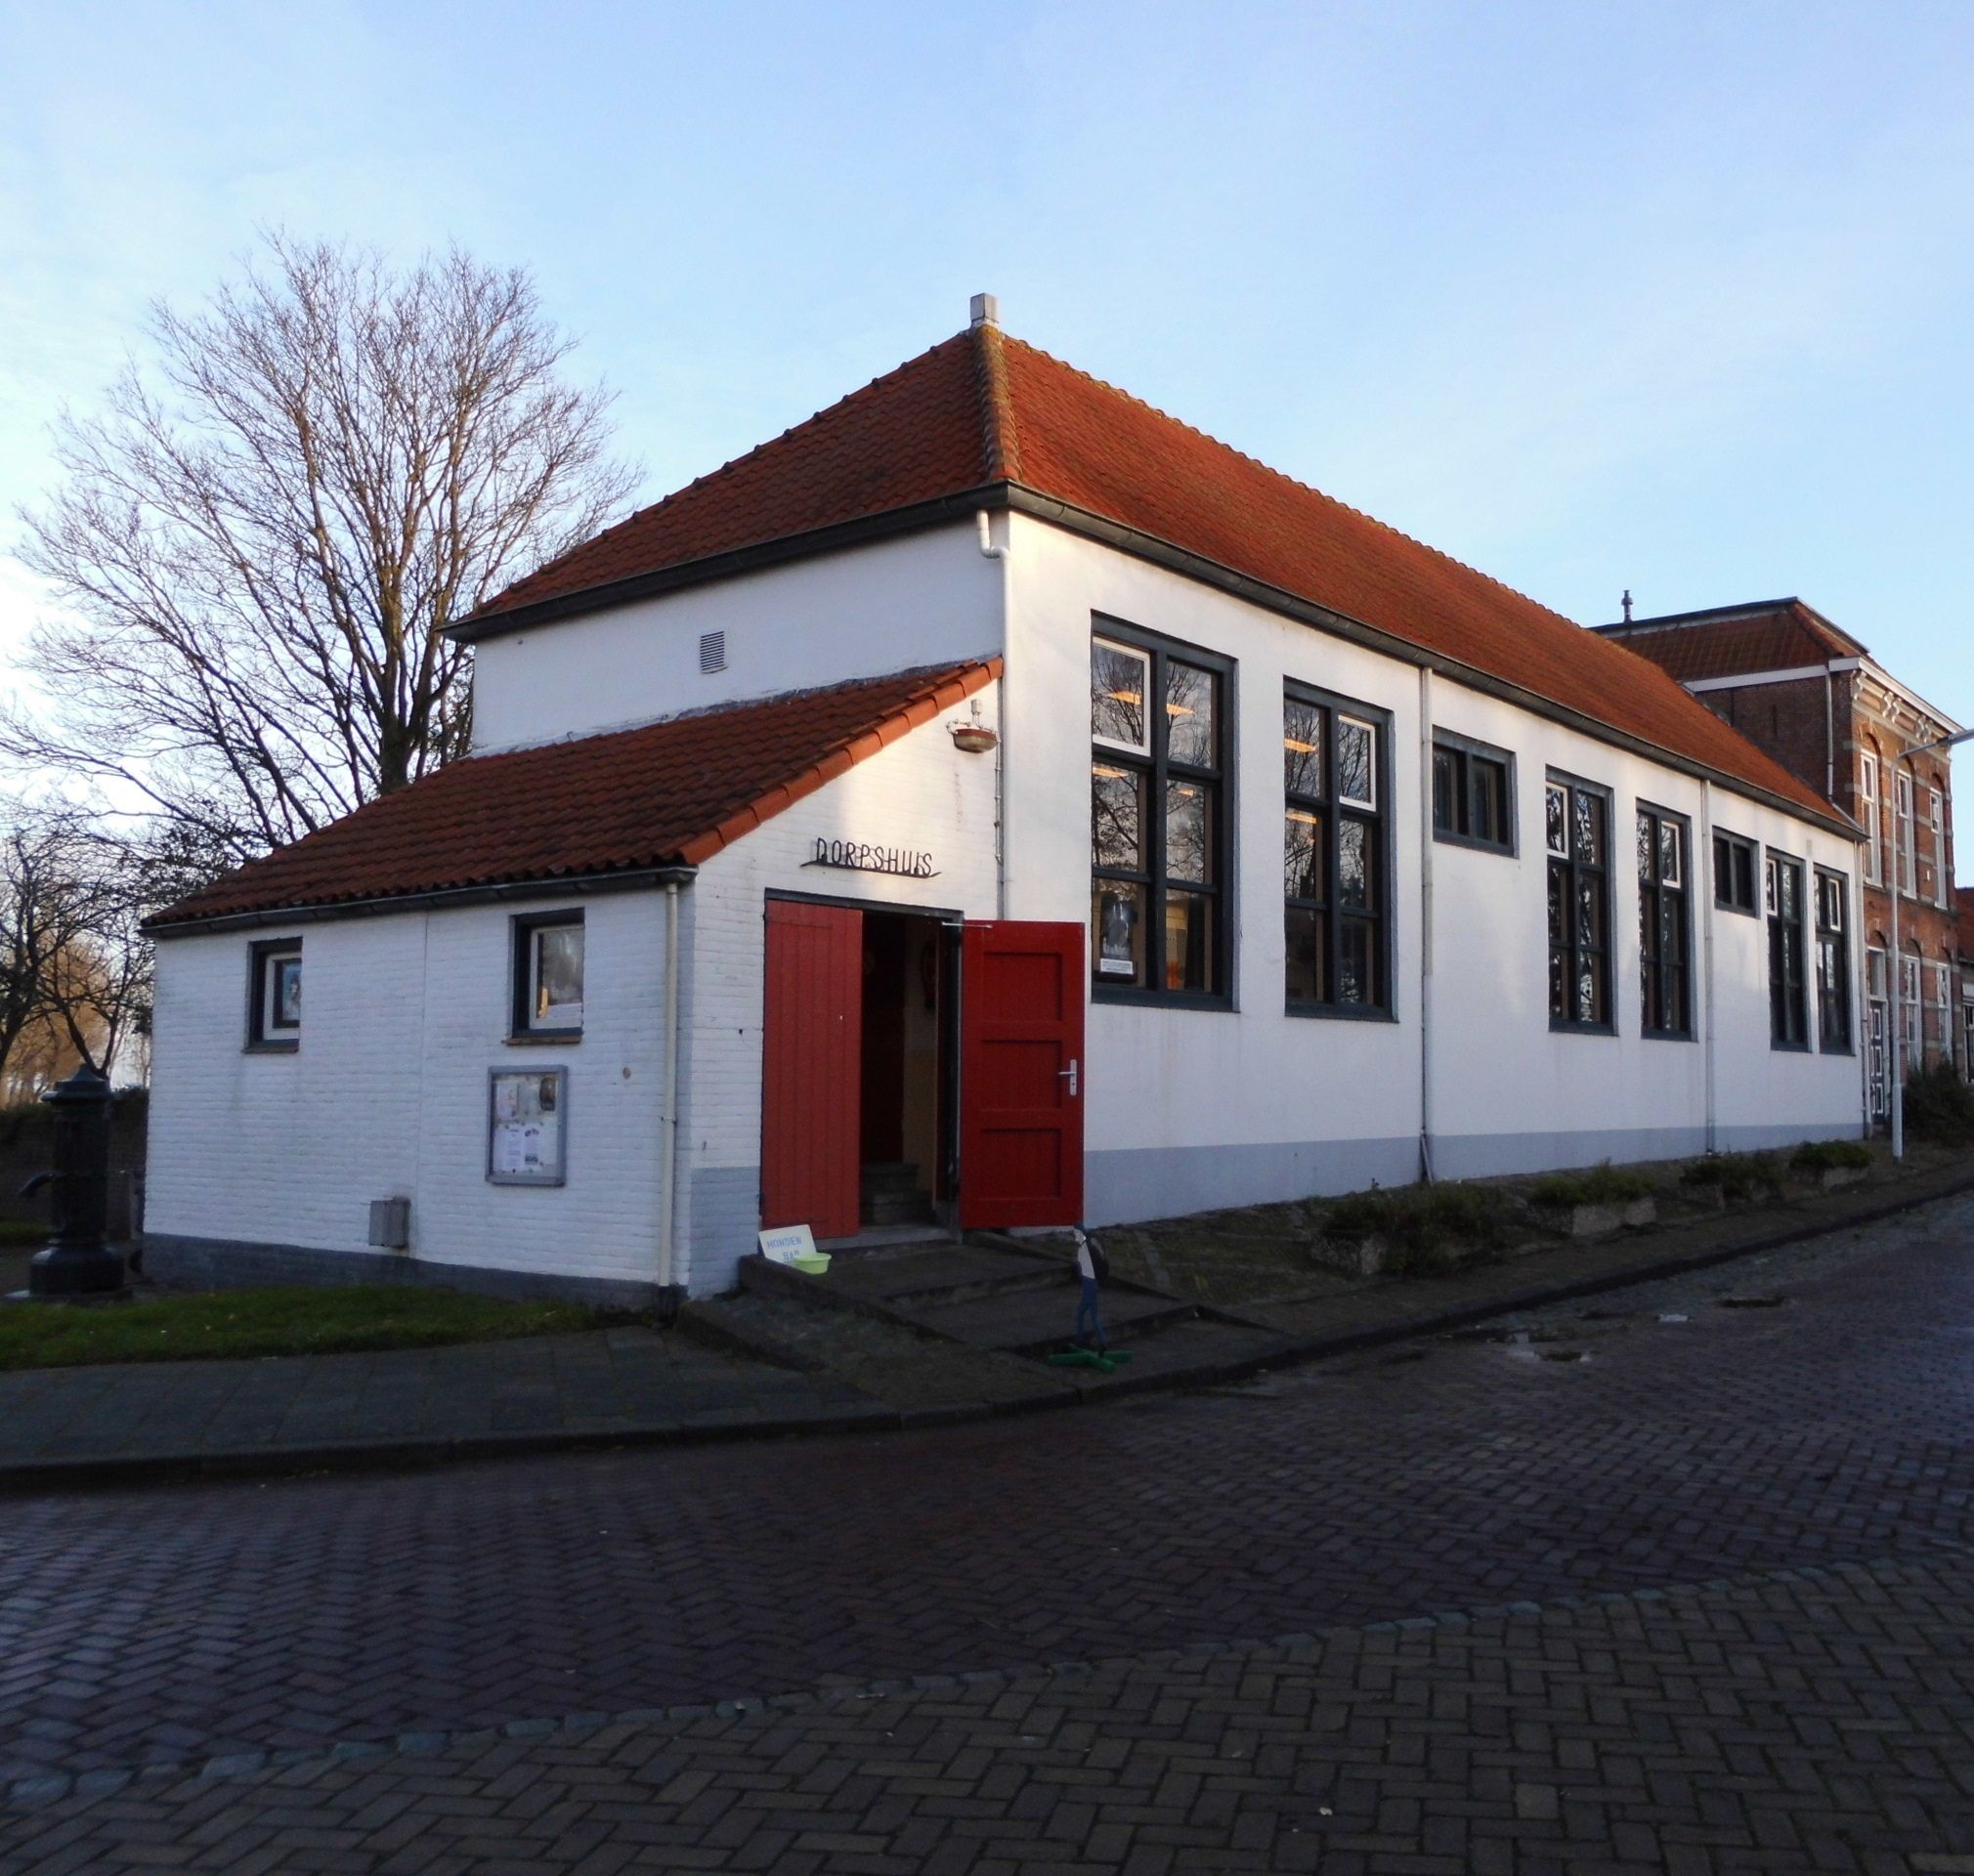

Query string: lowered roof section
150 661 999 930
457 316 1842 826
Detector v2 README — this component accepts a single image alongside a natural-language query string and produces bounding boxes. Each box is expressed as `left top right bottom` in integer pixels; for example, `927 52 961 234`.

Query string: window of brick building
1859 753 1882 887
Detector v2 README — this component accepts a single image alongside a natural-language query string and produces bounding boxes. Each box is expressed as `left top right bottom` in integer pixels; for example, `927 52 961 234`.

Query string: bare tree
0 811 140 1093
12 234 638 862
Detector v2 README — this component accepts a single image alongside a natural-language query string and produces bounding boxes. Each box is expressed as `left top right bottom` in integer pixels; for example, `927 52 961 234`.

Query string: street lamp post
1890 726 1974 1160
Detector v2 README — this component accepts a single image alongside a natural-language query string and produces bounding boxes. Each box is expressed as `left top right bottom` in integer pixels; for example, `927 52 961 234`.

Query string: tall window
1091 628 1228 999
1894 770 1915 895
1637 806 1690 1037
1284 686 1390 1014
1766 853 1809 1049
1859 752 1881 887
1546 776 1611 1031
1712 829 1757 914
1431 734 1514 854
1814 869 1850 1052
1930 787 1949 908
1901 952 1922 1058
1867 947 1889 1117
1932 959 1953 1061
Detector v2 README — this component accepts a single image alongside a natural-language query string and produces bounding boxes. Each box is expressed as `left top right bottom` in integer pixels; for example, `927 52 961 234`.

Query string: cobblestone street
5 1193 1974 1873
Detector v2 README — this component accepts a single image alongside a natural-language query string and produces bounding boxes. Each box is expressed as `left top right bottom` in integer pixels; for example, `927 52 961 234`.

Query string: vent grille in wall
699 629 727 673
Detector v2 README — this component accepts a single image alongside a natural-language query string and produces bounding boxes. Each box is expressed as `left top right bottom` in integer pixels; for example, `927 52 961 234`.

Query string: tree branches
11 234 638 863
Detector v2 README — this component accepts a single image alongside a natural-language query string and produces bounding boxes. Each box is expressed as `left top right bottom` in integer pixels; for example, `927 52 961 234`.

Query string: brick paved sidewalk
2 1154 1968 1490
7 1551 1972 1874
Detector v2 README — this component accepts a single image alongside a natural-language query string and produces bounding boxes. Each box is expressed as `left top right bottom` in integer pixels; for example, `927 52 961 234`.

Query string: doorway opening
858 910 956 1229
759 900 1084 1243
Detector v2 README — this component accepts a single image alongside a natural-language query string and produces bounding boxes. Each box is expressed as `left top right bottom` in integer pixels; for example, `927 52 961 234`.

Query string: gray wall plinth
139 1233 665 1310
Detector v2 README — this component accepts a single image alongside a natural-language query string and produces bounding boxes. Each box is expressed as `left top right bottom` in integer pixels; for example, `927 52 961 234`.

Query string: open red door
959 921 1085 1229
761 899 862 1240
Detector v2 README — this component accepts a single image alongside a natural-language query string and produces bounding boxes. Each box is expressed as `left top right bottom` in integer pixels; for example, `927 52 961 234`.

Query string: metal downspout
1418 668 1435 1181
1700 780 1718 1154
659 880 682 1292
978 511 1010 919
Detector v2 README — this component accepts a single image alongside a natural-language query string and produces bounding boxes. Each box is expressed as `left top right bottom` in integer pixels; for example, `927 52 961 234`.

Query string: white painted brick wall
150 890 672 1286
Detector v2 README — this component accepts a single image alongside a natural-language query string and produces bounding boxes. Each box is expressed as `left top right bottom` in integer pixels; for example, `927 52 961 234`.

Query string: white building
145 300 1867 1305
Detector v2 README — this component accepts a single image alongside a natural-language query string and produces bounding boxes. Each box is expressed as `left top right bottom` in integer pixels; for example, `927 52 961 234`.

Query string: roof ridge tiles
995 331 1588 639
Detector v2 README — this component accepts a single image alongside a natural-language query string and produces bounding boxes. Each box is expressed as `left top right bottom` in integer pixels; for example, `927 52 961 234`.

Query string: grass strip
0 1284 607 1371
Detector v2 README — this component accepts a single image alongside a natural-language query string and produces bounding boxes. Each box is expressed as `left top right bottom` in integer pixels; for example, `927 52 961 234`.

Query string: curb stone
3 1168 1969 1495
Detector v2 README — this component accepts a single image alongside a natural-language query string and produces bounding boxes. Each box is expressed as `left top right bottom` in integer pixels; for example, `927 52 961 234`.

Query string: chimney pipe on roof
1621 589 1634 624
969 292 1000 329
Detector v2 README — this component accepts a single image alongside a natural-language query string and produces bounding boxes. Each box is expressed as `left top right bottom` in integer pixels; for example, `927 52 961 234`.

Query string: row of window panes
1090 634 1856 1046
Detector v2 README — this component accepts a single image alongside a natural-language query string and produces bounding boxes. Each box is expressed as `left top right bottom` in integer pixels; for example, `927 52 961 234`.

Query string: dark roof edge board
148 865 701 940
1003 489 1861 844
449 486 1013 643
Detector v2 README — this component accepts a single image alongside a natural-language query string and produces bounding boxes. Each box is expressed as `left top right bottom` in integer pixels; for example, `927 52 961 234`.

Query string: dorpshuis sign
803 838 939 879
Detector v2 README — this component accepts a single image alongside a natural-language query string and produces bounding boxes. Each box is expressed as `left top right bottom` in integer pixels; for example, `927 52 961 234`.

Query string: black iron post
21 1065 124 1300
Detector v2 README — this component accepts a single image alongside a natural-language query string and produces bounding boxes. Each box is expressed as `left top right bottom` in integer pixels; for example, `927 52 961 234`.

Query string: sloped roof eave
147 659 1003 933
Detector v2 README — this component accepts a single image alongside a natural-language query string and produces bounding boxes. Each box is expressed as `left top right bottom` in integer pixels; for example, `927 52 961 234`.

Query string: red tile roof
151 661 999 928
465 321 1843 823
1596 600 1867 684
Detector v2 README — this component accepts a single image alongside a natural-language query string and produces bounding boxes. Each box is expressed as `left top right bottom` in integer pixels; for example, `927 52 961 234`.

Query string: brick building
1960 887 1974 1080
1599 598 1961 1116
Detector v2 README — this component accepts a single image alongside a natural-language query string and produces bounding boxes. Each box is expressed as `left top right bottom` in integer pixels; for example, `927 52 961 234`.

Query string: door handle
1059 1059 1079 1098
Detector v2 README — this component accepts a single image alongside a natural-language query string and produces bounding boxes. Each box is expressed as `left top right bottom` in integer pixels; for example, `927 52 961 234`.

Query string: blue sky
3 1 1971 859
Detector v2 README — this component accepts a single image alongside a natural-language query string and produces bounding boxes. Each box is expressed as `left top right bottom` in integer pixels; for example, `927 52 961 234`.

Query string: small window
1815 869 1851 1052
1091 636 1152 755
1712 829 1757 914
1767 854 1809 1050
247 939 303 1049
1431 733 1515 853
1637 806 1691 1038
512 913 584 1039
1546 775 1612 1032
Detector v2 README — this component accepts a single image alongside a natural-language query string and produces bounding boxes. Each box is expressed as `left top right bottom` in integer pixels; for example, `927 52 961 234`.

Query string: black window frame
1637 802 1693 1041
1430 730 1516 856
1089 618 1234 1008
1766 851 1810 1051
1545 771 1614 1036
245 937 303 1052
1712 828 1758 915
1814 867 1852 1054
1283 680 1395 1021
510 910 586 1043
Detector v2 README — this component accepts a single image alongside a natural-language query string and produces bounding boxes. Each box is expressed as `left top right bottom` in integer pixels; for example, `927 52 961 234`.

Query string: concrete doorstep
2 1154 1971 1492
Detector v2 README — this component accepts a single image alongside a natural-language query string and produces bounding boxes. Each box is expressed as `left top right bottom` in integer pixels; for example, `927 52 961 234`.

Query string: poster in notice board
488 1068 567 1185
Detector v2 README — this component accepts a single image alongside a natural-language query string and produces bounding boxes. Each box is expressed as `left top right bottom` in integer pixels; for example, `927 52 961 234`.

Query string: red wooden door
959 921 1086 1229
761 899 863 1240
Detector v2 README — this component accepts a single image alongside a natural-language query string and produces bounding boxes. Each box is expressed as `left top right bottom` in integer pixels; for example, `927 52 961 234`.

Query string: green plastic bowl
790 1253 832 1275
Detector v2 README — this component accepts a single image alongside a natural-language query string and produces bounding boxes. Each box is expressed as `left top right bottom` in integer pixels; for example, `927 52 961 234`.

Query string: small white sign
758 1223 817 1264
